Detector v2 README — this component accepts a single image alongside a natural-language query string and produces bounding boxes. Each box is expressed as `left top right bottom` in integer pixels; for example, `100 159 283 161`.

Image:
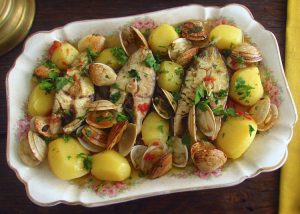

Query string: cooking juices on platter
18 18 279 183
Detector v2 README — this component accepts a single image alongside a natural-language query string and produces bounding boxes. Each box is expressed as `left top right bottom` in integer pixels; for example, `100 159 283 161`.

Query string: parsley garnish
212 63 218 69
188 26 202 34
166 136 173 146
77 153 92 170
112 47 128 65
67 155 71 160
86 47 98 63
128 69 141 81
153 51 161 63
110 91 121 103
42 60 56 69
111 83 119 89
194 85 210 111
56 76 73 90
157 125 164 133
213 106 237 120
144 54 160 71
172 91 181 102
236 55 245 65
235 77 254 101
194 86 206 105
85 129 92 137
116 112 128 122
175 67 183 76
62 134 70 143
249 125 255 136
96 115 113 122
175 26 182 34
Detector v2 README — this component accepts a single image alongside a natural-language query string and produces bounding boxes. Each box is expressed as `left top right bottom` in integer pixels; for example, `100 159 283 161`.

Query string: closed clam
168 38 193 62
170 137 188 168
249 96 278 131
18 130 47 167
106 121 129 150
191 141 227 173
120 26 149 56
77 125 107 152
181 20 208 41
89 63 117 86
176 47 200 66
152 88 177 119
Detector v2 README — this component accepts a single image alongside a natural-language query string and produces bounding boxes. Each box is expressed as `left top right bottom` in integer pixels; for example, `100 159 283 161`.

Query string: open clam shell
170 137 188 168
152 88 177 120
76 125 107 153
86 100 118 112
118 123 137 156
168 38 193 62
89 63 117 86
188 105 198 142
257 104 279 131
120 26 149 56
196 105 217 138
161 88 177 111
27 130 47 162
149 153 172 179
130 145 148 169
191 141 227 173
30 116 52 138
106 121 129 150
249 96 271 125
86 110 115 129
18 136 41 167
63 118 85 134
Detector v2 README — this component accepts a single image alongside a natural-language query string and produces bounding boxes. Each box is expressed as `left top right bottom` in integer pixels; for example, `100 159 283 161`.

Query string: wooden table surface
0 0 286 213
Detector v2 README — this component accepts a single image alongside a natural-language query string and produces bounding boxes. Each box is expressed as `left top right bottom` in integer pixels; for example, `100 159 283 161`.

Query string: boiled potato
48 138 89 180
209 25 243 49
51 42 79 70
95 48 121 70
91 150 131 181
141 112 169 146
28 83 55 116
216 116 257 159
77 34 106 52
158 61 183 92
105 34 122 48
229 66 264 106
148 24 179 54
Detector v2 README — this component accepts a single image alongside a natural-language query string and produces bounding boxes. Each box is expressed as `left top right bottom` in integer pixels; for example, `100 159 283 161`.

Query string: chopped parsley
188 26 202 34
96 115 113 122
62 134 70 143
110 91 121 103
194 86 206 105
111 47 128 65
39 71 73 93
67 155 71 160
166 136 173 146
236 55 245 65
194 85 210 111
111 83 119 89
116 112 128 122
249 125 255 136
175 26 182 34
42 60 56 69
144 54 160 71
128 69 141 81
56 76 73 90
213 106 237 120
175 67 184 76
235 77 254 101
157 125 164 133
85 129 92 137
77 153 93 170
86 47 98 63
172 91 181 102
153 51 161 63
212 63 218 69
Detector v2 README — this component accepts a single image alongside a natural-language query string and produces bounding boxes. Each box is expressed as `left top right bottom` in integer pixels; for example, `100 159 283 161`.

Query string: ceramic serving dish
6 4 297 207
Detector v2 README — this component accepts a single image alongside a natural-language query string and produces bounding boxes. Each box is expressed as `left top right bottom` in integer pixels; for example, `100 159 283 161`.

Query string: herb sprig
77 153 93 170
144 54 160 71
112 47 128 65
235 77 254 102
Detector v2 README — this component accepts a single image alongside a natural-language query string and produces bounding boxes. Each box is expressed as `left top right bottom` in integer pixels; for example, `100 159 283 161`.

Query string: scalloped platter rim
6 4 298 207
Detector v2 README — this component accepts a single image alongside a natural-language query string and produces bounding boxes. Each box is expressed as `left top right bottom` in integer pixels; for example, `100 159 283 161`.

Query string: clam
188 105 218 141
63 117 85 134
30 116 52 138
77 125 107 152
86 100 118 112
176 47 200 66
168 38 193 62
170 137 188 168
89 63 117 86
249 96 279 131
130 145 148 169
86 110 115 129
141 141 168 174
120 26 148 56
106 121 129 150
149 153 172 179
152 88 177 119
190 141 227 173
118 123 137 156
181 20 208 41
18 130 47 167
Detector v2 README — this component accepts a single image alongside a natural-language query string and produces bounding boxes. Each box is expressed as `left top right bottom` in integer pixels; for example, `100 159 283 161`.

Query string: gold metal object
0 0 35 56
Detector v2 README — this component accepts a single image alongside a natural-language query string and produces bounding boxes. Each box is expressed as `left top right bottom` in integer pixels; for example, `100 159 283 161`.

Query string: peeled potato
91 150 131 181
209 25 243 49
28 83 55 116
229 66 264 106
141 112 169 146
158 61 183 92
51 42 79 70
48 138 89 180
216 116 257 159
95 48 121 70
148 24 179 54
77 34 106 53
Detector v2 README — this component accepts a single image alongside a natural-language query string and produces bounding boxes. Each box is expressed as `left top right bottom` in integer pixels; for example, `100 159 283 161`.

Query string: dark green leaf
39 80 55 93
182 133 191 148
96 115 113 122
116 112 128 122
62 134 70 143
112 47 128 65
144 54 160 71
110 91 121 103
77 153 93 170
85 129 92 137
249 125 255 137
175 26 182 34
172 91 181 102
55 77 73 90
128 69 141 81
194 86 205 105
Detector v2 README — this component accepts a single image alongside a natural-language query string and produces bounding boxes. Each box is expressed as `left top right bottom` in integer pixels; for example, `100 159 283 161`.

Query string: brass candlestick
0 0 35 56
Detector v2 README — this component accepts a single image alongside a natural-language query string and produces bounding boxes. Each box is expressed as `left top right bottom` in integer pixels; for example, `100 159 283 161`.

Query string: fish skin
110 48 156 134
174 46 229 137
